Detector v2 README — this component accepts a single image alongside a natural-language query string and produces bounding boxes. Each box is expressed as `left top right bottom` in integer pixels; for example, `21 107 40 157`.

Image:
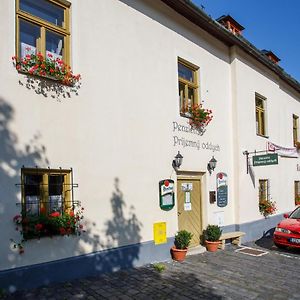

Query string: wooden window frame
255 93 267 137
21 167 73 218
293 114 299 146
16 0 71 65
295 181 300 205
178 58 199 116
258 179 269 201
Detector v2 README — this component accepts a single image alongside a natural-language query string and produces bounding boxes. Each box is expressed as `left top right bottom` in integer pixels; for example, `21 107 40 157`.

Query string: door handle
177 212 181 216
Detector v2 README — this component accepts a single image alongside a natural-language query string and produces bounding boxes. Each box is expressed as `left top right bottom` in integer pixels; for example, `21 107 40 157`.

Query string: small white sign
185 191 191 203
181 183 193 191
213 211 225 226
184 203 192 211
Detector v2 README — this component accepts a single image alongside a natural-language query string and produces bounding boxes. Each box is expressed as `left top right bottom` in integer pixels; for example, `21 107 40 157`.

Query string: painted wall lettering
172 121 220 152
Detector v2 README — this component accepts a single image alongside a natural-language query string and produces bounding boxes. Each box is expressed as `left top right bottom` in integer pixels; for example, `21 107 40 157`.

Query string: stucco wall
231 47 300 224
0 0 235 270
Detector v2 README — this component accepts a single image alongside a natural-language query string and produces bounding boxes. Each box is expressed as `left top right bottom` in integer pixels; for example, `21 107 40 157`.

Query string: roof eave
161 0 300 94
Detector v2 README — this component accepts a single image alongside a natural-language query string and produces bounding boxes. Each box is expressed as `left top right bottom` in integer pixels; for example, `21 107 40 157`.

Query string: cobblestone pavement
3 238 300 300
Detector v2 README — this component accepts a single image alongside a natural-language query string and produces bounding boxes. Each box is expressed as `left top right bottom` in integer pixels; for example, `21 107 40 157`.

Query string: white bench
218 231 245 250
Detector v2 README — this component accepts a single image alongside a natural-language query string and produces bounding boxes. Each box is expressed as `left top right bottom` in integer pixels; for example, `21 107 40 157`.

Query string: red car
273 206 300 249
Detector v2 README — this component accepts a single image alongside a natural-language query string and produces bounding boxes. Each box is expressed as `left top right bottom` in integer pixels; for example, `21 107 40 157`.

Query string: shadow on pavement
255 232 300 256
5 265 222 300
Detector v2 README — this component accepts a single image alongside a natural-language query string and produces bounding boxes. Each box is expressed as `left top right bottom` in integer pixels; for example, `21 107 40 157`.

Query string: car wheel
274 242 287 249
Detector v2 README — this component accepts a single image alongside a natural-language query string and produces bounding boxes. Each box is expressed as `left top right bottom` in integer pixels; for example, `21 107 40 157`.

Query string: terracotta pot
205 240 220 252
170 246 188 262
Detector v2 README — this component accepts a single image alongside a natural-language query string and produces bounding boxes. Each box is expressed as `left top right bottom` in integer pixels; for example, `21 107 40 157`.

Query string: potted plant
203 224 222 252
171 230 193 262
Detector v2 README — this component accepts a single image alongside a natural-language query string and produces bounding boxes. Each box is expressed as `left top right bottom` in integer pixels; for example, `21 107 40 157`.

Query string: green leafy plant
12 203 84 254
259 199 277 217
0 288 6 299
174 230 193 249
153 263 166 273
12 52 81 86
182 104 213 129
203 224 222 242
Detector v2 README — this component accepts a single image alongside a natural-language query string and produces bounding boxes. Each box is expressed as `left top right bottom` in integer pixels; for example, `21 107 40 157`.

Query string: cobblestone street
3 238 300 300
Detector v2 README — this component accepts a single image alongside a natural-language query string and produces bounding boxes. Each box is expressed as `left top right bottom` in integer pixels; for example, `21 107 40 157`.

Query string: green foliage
174 230 193 249
12 53 81 86
0 288 6 299
259 199 277 217
12 204 84 254
153 263 166 273
203 224 222 242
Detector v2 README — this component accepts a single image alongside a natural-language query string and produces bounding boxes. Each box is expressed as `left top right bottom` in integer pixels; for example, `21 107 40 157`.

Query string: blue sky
192 0 300 82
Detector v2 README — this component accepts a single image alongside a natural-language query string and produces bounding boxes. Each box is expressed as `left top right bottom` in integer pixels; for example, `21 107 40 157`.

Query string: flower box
259 199 277 217
182 104 213 129
12 52 81 87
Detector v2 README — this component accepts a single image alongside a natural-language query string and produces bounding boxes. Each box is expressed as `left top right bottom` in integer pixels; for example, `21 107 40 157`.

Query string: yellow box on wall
153 222 167 245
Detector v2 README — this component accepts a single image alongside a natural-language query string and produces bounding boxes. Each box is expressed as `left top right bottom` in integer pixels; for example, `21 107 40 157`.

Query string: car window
289 207 300 219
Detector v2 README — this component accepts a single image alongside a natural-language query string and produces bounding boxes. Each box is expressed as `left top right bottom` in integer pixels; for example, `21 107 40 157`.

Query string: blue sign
216 172 228 208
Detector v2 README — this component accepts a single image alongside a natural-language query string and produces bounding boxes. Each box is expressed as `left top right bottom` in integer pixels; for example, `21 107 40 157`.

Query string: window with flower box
16 0 70 63
178 58 199 115
18 167 80 239
295 181 300 205
258 179 269 202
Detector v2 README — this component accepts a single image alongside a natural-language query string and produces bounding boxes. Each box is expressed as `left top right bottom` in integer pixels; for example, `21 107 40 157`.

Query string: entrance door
177 178 202 247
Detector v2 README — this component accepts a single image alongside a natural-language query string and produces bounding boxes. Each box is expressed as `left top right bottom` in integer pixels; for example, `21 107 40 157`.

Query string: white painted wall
232 47 300 223
1 0 299 271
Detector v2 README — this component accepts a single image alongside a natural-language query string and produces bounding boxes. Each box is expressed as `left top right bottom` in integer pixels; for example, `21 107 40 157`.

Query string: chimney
217 15 245 35
261 50 281 64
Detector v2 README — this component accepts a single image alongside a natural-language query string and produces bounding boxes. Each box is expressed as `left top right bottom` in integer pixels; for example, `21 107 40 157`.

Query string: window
21 168 73 217
255 93 267 136
293 115 299 145
295 181 300 205
258 179 269 201
16 0 70 64
178 58 199 115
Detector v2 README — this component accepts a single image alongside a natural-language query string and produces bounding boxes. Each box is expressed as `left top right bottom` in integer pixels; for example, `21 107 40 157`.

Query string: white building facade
0 0 299 291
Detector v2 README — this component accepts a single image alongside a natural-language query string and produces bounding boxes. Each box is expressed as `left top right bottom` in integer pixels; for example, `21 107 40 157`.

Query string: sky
192 0 300 82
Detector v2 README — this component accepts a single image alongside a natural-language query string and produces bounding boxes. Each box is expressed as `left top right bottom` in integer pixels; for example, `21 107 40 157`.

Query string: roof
161 0 300 94
261 50 281 62
216 15 245 31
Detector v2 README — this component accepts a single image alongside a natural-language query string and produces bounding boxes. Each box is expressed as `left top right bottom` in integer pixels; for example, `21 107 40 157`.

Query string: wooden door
177 178 202 247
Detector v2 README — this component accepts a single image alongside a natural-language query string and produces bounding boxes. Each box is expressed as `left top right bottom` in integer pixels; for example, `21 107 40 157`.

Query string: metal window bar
16 200 81 216
16 167 79 216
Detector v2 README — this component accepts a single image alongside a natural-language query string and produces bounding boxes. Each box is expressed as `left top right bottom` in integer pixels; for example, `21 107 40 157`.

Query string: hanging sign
253 153 278 166
159 179 175 211
216 172 228 208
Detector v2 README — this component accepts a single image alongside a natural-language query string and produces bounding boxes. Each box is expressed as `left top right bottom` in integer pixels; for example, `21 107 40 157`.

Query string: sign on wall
159 179 175 211
153 222 167 245
182 183 192 211
253 153 278 166
216 172 228 208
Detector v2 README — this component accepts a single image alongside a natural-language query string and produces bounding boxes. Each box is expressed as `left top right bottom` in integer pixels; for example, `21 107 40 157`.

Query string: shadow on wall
18 75 81 102
0 96 142 290
80 177 143 273
0 97 49 263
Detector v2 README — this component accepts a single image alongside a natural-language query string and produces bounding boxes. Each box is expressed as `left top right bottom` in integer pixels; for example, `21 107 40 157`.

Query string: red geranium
50 212 60 217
